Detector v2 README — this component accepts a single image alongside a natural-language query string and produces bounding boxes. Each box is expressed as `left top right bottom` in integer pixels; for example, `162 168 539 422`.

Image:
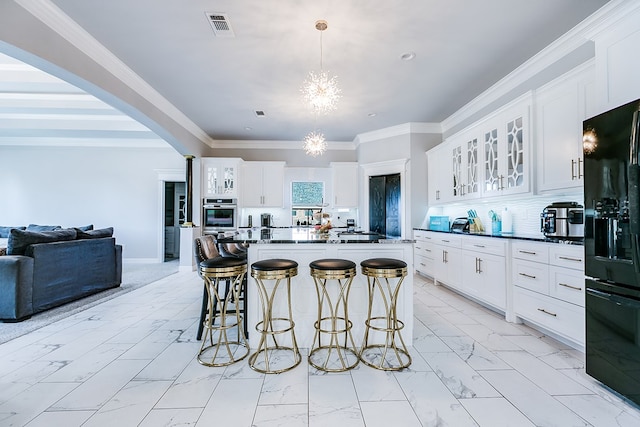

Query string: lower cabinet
511 240 585 348
461 236 507 311
413 228 586 350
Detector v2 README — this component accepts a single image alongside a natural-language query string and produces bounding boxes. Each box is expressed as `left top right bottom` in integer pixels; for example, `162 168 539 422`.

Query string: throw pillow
7 228 77 255
75 227 114 239
0 226 26 238
26 224 62 232
75 224 94 231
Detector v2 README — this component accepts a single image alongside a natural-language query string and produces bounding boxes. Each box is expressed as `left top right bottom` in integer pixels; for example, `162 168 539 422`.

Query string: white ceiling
0 0 610 150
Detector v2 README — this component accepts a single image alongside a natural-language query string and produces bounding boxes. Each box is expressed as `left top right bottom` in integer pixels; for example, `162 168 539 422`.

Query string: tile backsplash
424 192 583 236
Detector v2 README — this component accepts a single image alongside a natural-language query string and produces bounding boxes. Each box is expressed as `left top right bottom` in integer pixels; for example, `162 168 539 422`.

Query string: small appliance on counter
450 217 470 233
540 202 584 239
261 213 273 227
429 216 450 231
346 218 355 232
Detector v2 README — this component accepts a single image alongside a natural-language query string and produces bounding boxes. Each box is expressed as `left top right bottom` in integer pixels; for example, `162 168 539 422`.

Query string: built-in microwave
202 198 237 234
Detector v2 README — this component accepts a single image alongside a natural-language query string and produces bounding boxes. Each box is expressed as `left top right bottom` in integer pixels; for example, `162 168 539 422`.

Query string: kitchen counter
220 227 413 244
413 228 584 245
226 228 414 349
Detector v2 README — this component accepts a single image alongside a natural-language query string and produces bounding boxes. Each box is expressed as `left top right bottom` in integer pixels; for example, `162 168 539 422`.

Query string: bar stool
309 258 359 372
197 257 249 367
360 258 411 370
249 259 301 374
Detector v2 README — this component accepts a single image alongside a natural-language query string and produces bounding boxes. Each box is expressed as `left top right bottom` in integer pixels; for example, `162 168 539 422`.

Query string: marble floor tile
495 350 591 395
479 369 590 426
309 374 364 427
137 408 202 427
421 351 501 398
395 371 478 426
460 397 536 427
1 270 640 427
81 379 173 427
253 404 309 427
23 409 95 427
360 400 422 427
196 378 263 427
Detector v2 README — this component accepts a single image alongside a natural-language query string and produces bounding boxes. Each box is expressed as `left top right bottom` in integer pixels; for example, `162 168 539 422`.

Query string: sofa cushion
75 227 113 239
7 228 77 255
75 224 94 232
0 226 26 238
26 224 61 232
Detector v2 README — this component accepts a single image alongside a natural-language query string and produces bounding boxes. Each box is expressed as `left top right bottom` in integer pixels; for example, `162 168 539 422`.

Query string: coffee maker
261 213 272 228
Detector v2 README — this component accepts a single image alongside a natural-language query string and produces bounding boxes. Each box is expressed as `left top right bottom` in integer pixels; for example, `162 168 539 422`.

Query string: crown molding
212 139 356 150
440 0 626 134
15 0 215 147
355 122 442 144
0 136 171 148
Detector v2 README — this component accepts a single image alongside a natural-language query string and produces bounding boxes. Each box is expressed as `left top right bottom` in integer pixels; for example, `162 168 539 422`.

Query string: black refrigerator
583 98 640 406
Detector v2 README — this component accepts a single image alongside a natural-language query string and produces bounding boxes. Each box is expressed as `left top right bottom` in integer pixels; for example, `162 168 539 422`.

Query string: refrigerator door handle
628 110 640 272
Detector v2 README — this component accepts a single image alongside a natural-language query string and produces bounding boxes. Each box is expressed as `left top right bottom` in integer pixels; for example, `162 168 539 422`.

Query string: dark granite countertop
413 228 584 246
218 228 414 244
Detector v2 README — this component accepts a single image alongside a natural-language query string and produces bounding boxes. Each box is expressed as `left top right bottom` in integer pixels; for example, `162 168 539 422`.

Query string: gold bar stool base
197 257 249 367
309 259 359 372
360 258 412 371
250 259 301 374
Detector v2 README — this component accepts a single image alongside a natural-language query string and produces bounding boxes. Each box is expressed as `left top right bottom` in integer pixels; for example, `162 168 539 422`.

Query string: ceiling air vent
205 12 235 38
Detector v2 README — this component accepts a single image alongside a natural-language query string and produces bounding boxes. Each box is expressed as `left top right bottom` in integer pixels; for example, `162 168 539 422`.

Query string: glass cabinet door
466 136 479 196
452 145 463 197
506 116 525 190
204 161 237 197
483 127 500 194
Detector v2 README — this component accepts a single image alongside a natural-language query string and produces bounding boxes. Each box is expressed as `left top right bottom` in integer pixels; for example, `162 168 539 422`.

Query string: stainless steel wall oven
202 198 237 234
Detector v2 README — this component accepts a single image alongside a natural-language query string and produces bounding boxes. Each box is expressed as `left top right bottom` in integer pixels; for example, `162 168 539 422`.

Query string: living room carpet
0 259 180 344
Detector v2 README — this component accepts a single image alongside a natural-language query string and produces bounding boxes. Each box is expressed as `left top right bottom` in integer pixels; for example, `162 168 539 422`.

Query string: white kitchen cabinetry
461 236 507 311
536 62 595 193
241 161 285 207
429 232 462 289
413 229 435 276
480 94 531 198
202 158 241 199
450 129 481 201
427 143 453 205
330 162 358 207
512 240 585 348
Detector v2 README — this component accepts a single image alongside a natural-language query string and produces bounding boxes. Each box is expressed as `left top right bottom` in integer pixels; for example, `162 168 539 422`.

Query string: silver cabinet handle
578 158 583 179
559 282 582 291
537 308 557 317
519 272 536 279
571 159 577 180
474 244 485 248
558 256 582 263
519 250 537 255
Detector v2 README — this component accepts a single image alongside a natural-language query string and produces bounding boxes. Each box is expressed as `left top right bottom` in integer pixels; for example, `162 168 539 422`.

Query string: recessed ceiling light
400 52 416 61
245 127 252 131
368 113 377 117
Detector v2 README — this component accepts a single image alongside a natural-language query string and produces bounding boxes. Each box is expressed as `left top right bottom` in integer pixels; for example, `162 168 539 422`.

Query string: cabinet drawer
414 241 434 259
549 245 584 270
432 233 462 248
414 229 431 242
549 266 584 307
514 287 584 345
512 259 549 294
511 240 549 262
415 254 433 276
462 236 506 256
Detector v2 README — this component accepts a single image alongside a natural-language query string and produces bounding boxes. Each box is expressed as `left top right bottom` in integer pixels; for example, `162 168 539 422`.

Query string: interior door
368 173 401 237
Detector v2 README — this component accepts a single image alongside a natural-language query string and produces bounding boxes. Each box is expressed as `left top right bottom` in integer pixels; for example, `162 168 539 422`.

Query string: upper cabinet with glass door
480 93 532 198
201 158 241 199
450 129 481 201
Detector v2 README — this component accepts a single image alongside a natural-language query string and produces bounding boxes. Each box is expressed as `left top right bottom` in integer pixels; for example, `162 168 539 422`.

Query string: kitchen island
219 228 415 349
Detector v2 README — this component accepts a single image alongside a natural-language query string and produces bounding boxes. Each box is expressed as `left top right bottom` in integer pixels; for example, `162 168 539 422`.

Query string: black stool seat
361 258 407 269
201 256 246 269
252 259 298 271
310 258 356 271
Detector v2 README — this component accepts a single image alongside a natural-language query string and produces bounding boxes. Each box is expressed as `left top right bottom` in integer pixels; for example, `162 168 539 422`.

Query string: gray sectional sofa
0 226 122 321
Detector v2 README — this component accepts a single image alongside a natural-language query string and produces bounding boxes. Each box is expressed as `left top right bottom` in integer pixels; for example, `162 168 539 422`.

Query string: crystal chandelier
303 130 327 157
301 20 341 114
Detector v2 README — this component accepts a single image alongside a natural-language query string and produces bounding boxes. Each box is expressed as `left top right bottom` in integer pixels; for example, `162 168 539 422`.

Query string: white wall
0 145 185 262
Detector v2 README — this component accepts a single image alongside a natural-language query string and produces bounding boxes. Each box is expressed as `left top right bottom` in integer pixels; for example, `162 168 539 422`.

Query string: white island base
246 242 414 350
